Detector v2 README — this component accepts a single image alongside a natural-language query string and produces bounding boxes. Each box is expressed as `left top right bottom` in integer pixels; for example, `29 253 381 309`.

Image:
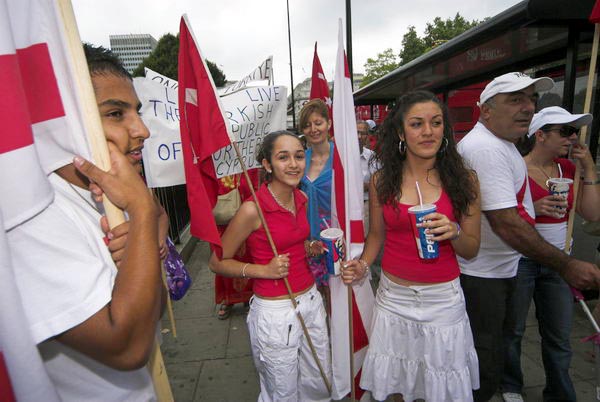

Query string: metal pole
345 0 353 88
286 0 296 128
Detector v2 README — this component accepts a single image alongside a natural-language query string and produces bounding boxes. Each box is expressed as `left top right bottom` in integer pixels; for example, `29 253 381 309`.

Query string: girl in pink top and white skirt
344 91 482 402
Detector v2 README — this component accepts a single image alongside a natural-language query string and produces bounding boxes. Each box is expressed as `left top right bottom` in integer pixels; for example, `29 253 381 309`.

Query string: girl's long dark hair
373 91 477 219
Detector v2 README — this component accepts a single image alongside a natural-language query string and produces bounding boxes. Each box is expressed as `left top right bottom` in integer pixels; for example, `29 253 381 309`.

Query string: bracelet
450 222 461 240
583 179 600 185
241 263 250 278
358 259 371 279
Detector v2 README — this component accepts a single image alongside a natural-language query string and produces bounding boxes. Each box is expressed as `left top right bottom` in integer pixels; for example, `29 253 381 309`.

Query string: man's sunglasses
542 126 579 137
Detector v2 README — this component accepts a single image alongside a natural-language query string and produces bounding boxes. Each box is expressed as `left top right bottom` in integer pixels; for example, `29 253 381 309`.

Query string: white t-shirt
7 173 156 401
360 147 377 201
457 122 535 278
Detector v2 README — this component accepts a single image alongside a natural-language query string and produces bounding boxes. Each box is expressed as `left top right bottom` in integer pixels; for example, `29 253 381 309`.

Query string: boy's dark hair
83 43 131 80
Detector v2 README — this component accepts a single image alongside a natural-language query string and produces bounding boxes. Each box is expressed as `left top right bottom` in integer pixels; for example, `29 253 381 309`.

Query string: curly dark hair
373 91 477 219
256 130 302 182
83 43 131 81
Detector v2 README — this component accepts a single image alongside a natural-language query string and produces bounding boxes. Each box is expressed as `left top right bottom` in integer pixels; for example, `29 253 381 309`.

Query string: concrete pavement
161 239 600 401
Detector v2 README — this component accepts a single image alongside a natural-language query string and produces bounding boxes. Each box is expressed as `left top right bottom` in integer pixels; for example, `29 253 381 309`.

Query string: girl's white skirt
360 274 479 402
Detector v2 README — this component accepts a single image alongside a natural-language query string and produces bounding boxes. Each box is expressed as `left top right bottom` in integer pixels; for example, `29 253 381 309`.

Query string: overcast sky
72 0 521 89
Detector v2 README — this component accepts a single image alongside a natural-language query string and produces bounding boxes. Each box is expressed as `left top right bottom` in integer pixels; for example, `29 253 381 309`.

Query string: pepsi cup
320 228 345 275
407 204 439 260
547 178 572 218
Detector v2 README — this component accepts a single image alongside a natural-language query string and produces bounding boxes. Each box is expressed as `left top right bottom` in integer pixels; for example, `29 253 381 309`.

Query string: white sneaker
502 392 524 402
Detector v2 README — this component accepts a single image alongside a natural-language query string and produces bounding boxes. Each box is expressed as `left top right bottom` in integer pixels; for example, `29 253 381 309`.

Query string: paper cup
320 228 345 275
407 204 439 260
547 178 572 218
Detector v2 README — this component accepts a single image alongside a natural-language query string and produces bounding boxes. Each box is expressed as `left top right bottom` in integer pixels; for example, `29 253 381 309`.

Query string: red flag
178 15 232 247
329 19 375 401
590 0 600 23
309 42 333 125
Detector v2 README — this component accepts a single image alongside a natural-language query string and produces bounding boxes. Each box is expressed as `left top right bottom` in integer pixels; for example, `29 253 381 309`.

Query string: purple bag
164 237 192 301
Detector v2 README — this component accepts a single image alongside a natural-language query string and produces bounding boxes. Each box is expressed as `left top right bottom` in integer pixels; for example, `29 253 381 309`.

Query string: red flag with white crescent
590 0 600 23
178 15 232 249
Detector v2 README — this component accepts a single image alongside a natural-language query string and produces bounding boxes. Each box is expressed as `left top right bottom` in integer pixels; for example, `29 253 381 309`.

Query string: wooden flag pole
161 268 177 338
564 21 600 255
56 1 173 400
231 141 332 395
150 189 177 338
348 285 356 401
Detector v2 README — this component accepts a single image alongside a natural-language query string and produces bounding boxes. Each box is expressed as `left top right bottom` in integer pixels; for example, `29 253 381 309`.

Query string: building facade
109 34 157 74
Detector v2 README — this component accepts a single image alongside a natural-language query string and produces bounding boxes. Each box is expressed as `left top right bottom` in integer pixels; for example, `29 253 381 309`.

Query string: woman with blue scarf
299 99 333 287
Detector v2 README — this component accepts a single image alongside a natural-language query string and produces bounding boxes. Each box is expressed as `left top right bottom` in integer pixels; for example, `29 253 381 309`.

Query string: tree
399 26 427 66
132 33 226 87
422 14 479 49
362 48 400 87
360 13 481 87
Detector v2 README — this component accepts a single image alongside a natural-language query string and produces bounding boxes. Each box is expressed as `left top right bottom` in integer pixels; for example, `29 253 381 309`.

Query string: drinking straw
415 181 424 207
322 218 330 229
558 162 563 179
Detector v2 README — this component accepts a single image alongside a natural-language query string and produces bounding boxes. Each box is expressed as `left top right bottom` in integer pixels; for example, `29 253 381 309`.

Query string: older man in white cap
457 72 600 402
501 106 600 402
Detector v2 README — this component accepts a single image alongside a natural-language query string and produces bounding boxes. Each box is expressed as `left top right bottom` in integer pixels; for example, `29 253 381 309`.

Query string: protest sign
218 55 273 96
135 76 287 185
212 85 287 178
134 77 185 187
144 67 178 90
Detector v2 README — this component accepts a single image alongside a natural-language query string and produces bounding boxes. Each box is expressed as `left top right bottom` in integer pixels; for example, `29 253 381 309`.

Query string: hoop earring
398 140 406 155
437 137 448 155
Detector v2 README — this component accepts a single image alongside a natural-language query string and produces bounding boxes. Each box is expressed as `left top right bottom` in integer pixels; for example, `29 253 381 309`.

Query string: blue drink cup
547 178 572 218
407 204 439 260
320 228 345 275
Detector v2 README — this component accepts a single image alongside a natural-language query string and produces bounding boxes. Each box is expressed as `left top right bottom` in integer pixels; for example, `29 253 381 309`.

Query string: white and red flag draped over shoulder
329 18 375 401
178 14 232 249
309 42 332 121
0 0 90 400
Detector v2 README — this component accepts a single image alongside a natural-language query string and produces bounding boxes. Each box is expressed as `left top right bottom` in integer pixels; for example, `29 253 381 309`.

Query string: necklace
534 164 553 180
531 163 557 188
267 184 295 215
68 182 101 214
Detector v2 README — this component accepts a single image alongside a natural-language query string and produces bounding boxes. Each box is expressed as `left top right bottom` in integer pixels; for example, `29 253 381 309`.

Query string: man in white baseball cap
502 105 598 402
457 72 600 402
479 72 554 105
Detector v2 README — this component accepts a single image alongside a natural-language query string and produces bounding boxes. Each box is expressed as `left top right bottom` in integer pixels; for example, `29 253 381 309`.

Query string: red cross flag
0 0 90 400
329 19 375 401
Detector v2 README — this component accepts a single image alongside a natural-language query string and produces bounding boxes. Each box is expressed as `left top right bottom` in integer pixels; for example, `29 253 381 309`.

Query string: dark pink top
246 184 314 297
381 189 460 283
528 158 575 224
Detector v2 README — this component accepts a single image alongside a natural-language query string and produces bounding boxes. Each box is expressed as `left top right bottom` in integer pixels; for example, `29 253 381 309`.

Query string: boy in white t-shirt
457 72 600 402
7 45 167 401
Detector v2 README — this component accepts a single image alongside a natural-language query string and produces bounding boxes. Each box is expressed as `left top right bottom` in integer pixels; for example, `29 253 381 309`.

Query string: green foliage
399 26 426 66
361 48 400 87
132 33 178 79
131 33 226 87
422 14 479 49
362 13 481 86
205 60 226 87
